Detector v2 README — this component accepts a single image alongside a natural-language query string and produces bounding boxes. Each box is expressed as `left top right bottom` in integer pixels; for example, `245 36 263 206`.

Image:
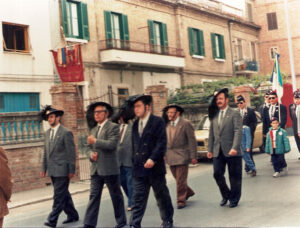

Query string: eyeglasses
236 102 244 105
265 96 269 98
94 110 106 114
269 97 276 100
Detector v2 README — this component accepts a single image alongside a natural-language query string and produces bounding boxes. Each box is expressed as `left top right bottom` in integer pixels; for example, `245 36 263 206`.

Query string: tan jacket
0 147 13 218
165 118 197 166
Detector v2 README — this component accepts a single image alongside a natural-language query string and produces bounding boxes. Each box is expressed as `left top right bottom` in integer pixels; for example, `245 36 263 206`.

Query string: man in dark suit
83 102 126 228
236 95 257 173
207 88 243 208
40 106 79 228
262 90 287 138
259 90 271 153
129 95 174 228
289 90 300 159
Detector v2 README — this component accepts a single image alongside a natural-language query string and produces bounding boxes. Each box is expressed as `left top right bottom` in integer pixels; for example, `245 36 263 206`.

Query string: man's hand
91 152 98 162
87 135 97 145
246 148 250 152
263 134 266 138
298 133 300 138
191 159 198 165
144 159 155 169
229 149 238 156
207 152 213 159
40 172 46 178
68 173 74 179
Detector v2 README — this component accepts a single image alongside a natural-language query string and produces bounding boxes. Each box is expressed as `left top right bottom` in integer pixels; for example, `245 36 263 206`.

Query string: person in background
259 90 271 153
265 117 290 178
289 89 300 159
241 125 256 177
163 104 197 209
0 147 13 228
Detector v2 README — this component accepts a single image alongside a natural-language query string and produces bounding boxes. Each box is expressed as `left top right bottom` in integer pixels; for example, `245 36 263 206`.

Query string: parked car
194 111 263 159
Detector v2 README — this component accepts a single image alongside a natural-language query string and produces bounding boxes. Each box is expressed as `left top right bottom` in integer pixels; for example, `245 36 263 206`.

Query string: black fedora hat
162 104 184 114
131 94 153 105
214 88 229 97
39 105 64 121
86 102 114 129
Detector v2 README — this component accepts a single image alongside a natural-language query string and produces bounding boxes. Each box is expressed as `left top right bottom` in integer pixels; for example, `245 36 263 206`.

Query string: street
4 139 300 227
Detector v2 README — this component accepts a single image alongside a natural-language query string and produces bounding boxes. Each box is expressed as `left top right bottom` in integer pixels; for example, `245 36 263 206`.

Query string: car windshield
196 116 210 130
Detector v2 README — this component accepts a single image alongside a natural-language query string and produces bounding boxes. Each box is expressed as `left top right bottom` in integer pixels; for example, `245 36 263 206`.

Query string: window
188 27 205 57
2 23 29 53
118 88 129 107
61 0 89 40
251 42 256 61
0 93 40 113
104 11 129 49
148 20 168 54
236 39 243 60
211 33 225 60
270 47 279 60
267 12 278 30
247 3 253 22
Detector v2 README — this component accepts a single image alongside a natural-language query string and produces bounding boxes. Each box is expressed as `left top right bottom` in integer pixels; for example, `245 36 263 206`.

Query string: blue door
0 93 40 113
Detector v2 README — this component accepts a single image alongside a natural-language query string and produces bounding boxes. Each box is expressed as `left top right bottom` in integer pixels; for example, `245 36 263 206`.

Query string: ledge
65 37 88 43
192 55 204 59
214 58 226 62
2 141 44 150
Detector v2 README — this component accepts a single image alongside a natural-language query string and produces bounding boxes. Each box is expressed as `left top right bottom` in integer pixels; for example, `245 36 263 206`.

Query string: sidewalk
8 180 91 209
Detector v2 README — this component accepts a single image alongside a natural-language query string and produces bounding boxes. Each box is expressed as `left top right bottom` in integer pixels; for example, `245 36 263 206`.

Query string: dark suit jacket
242 107 257 136
86 120 120 176
132 114 167 177
208 107 243 157
117 123 133 167
262 103 287 135
42 125 76 177
289 103 298 135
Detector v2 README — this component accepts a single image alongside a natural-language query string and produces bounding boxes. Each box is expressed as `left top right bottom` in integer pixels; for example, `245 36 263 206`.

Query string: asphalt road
4 139 300 227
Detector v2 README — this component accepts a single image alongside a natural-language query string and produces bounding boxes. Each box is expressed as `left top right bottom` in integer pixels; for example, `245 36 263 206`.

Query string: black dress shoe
62 217 79 224
229 202 238 208
44 221 56 228
177 204 186 209
220 198 228 206
161 221 173 228
83 225 95 228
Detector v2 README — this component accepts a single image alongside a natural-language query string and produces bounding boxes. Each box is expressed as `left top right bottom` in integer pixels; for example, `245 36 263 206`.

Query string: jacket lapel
171 118 184 146
50 125 63 155
219 108 231 134
138 114 153 149
45 129 50 154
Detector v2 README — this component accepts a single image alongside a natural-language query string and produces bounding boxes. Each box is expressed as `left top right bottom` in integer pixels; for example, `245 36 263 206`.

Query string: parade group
1 88 300 228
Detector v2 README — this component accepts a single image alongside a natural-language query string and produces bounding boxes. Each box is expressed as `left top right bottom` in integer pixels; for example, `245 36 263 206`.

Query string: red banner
51 44 84 82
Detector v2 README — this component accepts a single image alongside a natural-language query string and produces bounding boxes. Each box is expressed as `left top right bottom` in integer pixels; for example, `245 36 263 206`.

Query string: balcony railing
99 39 184 57
0 112 44 145
235 59 258 72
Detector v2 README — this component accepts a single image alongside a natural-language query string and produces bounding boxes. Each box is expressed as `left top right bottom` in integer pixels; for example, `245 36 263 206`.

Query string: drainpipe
228 20 236 77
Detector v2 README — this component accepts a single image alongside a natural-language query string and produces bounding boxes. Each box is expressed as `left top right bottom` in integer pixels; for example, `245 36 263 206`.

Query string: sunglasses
236 102 244 105
265 96 269 98
269 97 276 100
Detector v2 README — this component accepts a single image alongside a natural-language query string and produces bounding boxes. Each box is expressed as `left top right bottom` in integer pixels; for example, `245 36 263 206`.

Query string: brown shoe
186 192 195 200
250 170 256 177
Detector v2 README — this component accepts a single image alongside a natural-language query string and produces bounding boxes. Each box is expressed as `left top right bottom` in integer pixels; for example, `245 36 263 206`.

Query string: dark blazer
132 114 167 177
208 107 243 157
117 123 133 167
242 107 257 136
289 103 298 135
86 120 120 176
42 125 76 177
262 103 287 135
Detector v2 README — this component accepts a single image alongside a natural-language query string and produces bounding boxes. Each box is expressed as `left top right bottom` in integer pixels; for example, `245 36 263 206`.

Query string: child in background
265 117 291 178
242 125 256 177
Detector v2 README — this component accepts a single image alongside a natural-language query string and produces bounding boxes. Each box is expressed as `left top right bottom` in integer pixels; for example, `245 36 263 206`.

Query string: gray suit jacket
42 125 76 177
208 107 243 157
86 120 120 176
117 123 133 167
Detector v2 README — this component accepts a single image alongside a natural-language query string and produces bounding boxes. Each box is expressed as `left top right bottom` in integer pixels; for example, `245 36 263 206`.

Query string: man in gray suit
83 102 126 228
40 106 79 228
207 88 243 208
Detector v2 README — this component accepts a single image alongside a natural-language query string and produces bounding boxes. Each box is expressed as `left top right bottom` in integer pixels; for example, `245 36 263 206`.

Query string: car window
197 116 210 130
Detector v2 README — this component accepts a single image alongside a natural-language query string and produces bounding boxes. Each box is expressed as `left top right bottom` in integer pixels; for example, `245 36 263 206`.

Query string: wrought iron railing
235 60 258 72
0 112 44 145
99 39 184 57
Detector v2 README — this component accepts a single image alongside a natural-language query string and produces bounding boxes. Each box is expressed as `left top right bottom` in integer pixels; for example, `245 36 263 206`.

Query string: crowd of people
1 87 299 228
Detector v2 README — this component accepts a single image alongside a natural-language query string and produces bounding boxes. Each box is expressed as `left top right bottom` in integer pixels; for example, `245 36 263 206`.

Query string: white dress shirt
97 119 108 138
218 106 229 125
120 123 128 143
171 117 180 127
50 123 60 140
139 112 150 135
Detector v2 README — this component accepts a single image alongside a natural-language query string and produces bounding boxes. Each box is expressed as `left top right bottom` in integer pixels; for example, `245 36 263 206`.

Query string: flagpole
275 54 281 123
284 0 296 91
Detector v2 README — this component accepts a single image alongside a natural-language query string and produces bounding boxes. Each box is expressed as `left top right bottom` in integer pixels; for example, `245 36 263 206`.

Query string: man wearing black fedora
83 102 126 228
207 88 243 208
40 106 79 228
289 89 300 159
129 95 174 228
163 104 197 209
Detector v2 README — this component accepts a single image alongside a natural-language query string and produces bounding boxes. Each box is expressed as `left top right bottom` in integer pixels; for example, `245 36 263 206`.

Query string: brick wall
145 85 168 117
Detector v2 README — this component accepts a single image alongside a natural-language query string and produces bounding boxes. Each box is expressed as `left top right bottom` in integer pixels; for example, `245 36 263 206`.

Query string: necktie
172 122 175 127
139 120 143 137
96 125 101 138
120 124 125 141
50 129 54 141
219 110 224 128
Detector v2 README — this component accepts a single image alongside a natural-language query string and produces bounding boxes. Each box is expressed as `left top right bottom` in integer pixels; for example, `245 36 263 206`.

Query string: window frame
117 88 129 108
0 93 40 113
188 27 205 57
267 12 278 30
148 20 168 54
211 33 226 60
2 22 29 53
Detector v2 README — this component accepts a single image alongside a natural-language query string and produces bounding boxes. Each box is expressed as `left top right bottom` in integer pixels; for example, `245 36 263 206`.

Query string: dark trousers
245 132 255 171
84 174 126 228
170 165 194 205
130 175 174 228
47 176 78 225
213 151 242 204
271 154 287 172
120 166 133 207
293 133 300 153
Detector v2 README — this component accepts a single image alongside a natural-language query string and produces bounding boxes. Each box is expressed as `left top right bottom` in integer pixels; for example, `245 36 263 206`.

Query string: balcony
99 39 185 69
235 59 258 74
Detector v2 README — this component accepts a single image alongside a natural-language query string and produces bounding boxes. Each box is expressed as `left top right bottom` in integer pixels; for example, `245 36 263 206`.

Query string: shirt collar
220 106 229 115
50 123 60 131
98 119 108 128
140 112 150 126
172 116 180 126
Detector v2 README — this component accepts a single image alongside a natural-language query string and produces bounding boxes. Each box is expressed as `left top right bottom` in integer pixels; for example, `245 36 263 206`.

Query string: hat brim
87 102 113 117
162 104 184 113
42 110 64 121
132 95 152 105
215 88 229 97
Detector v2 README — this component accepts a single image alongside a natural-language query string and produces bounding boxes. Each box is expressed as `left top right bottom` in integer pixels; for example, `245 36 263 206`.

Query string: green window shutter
199 30 205 56
104 11 112 47
161 23 168 47
80 3 89 40
220 35 226 59
61 0 69 37
148 20 155 45
211 33 216 59
188 27 194 55
121 14 129 41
